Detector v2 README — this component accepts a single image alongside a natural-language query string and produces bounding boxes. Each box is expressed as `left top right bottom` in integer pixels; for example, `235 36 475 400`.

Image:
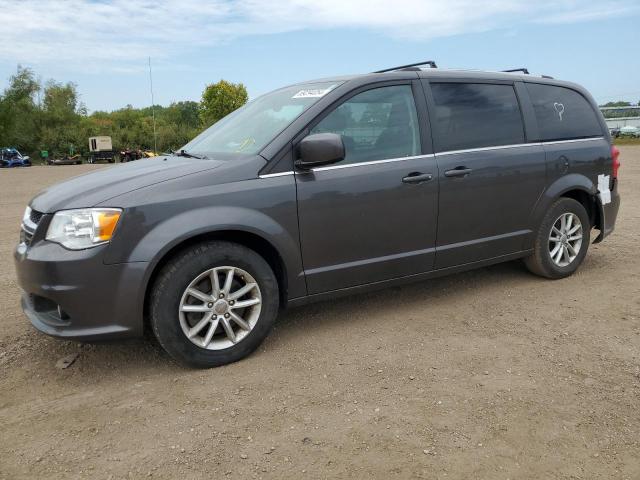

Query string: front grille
30 209 43 225
20 208 43 246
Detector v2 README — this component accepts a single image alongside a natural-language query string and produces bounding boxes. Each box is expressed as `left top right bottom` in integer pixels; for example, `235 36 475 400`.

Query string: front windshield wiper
173 150 206 159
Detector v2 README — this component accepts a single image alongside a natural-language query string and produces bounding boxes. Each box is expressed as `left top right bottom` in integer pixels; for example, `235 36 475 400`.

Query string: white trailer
88 136 115 163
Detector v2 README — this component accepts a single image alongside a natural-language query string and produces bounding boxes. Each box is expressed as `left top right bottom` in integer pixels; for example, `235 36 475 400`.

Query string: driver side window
310 85 421 165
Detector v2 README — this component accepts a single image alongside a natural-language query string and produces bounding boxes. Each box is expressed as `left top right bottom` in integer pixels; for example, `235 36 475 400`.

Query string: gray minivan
15 63 621 367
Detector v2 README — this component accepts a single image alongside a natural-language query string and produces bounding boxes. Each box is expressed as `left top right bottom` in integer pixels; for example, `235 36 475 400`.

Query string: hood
30 156 224 213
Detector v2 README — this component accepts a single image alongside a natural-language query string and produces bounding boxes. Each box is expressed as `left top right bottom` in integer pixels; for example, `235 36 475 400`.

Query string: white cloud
0 0 637 71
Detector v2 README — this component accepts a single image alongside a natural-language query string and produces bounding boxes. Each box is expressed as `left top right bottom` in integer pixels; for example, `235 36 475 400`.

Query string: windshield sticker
554 102 565 121
597 174 611 205
292 85 337 99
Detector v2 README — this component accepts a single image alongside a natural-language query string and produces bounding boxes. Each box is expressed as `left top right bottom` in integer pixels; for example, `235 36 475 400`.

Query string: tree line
0 66 248 160
2 64 636 160
599 100 640 119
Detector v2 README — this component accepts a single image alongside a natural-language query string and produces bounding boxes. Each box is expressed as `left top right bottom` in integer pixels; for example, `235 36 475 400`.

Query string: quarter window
526 83 602 141
310 85 420 164
430 83 525 152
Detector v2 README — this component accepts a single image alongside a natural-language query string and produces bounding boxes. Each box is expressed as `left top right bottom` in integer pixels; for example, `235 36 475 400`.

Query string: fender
127 206 296 261
105 204 306 305
528 173 601 245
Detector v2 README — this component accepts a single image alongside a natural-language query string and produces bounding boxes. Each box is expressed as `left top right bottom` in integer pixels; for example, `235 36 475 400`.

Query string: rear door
423 80 547 269
295 81 439 294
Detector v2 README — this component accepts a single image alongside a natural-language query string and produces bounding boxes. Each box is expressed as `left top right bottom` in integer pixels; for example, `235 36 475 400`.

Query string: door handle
402 172 433 184
444 166 473 178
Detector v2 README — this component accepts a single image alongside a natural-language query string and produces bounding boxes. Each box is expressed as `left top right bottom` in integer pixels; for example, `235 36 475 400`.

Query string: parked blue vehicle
0 148 32 168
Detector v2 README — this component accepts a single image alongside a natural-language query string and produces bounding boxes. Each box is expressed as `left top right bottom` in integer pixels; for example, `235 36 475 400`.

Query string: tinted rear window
430 83 525 152
526 83 602 141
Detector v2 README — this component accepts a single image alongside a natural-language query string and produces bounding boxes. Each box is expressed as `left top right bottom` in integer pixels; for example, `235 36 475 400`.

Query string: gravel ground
1 149 639 480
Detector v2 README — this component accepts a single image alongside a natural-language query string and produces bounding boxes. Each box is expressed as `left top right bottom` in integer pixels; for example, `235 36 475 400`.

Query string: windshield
181 81 341 156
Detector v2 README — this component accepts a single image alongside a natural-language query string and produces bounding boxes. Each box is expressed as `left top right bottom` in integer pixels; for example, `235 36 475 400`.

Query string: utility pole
148 56 158 153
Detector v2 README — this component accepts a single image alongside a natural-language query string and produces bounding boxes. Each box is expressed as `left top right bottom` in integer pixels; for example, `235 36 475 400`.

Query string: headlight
46 208 122 250
22 206 33 226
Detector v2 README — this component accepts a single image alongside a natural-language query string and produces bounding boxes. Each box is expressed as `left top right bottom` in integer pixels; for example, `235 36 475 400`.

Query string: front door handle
402 172 433 184
444 166 473 178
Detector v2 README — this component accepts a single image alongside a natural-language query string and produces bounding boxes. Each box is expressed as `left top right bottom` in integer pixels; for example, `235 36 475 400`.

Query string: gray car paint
432 143 547 268
14 69 620 342
296 153 439 294
30 155 229 213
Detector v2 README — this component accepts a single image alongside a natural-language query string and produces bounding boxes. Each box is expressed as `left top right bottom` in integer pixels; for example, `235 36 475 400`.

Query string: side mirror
295 133 345 169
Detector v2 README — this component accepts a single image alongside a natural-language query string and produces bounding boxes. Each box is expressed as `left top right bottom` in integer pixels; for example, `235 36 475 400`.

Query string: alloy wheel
548 212 583 267
178 266 262 350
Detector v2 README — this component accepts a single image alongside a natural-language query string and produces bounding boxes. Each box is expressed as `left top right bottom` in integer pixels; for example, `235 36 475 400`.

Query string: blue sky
0 0 639 112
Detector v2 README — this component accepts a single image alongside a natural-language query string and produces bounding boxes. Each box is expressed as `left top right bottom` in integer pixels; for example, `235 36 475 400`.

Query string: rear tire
149 241 279 368
524 197 590 279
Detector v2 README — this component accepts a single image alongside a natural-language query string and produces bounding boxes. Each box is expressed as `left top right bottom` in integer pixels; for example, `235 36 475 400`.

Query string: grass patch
613 137 640 146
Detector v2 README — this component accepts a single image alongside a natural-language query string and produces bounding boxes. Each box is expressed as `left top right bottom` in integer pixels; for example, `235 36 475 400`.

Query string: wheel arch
142 228 290 333
530 173 604 242
559 188 603 238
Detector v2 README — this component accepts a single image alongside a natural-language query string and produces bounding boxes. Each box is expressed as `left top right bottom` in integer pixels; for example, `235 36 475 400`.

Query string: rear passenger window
430 83 524 152
526 83 602 141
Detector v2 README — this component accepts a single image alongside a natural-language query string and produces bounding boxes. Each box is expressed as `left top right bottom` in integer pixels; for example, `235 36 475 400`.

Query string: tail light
611 145 621 179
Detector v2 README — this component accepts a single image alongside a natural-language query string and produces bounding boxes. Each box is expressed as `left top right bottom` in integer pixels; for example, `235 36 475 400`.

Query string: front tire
149 241 279 368
524 197 591 279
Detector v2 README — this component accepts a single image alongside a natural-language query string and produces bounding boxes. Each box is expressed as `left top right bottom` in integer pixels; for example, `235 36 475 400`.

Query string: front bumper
14 237 148 342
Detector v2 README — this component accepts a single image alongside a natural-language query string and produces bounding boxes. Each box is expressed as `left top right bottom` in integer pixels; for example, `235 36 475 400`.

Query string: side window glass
310 85 421 164
526 83 602 141
430 83 525 152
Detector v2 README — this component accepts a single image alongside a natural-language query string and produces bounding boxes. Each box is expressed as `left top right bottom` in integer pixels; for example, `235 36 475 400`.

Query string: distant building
600 106 640 129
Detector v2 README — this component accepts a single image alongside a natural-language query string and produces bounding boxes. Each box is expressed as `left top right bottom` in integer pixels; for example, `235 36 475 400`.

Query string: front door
295 83 439 294
424 81 547 269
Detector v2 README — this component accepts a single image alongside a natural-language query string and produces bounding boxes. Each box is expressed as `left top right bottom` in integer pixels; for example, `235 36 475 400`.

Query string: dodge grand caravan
15 62 621 367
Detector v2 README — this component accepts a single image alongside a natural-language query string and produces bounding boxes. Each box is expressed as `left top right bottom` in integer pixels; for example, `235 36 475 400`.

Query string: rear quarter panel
528 138 612 240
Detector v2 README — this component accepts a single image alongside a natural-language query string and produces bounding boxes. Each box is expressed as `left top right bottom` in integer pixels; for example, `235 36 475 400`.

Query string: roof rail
503 68 554 79
374 60 437 73
502 68 530 74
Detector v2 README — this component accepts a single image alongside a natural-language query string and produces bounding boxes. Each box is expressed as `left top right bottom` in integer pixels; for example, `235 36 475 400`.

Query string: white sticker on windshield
292 85 336 99
597 174 611 205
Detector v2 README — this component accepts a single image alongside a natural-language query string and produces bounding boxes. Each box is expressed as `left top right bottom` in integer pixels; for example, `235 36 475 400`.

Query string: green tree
600 100 640 119
161 101 200 129
0 65 40 154
601 101 631 107
0 66 252 160
40 80 84 156
199 80 248 127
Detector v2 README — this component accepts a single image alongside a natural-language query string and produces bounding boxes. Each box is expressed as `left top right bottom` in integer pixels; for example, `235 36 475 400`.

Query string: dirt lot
1 149 639 480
